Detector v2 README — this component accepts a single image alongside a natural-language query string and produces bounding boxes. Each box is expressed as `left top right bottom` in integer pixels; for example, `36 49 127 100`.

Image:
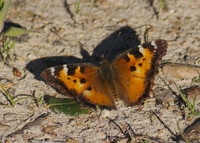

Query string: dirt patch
0 0 200 142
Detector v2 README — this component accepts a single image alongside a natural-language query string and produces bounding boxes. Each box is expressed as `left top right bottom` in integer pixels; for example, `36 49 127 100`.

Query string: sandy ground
0 0 200 142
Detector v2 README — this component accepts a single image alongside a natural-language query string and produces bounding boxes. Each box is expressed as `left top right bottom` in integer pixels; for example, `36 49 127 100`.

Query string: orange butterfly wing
112 39 167 105
41 64 115 107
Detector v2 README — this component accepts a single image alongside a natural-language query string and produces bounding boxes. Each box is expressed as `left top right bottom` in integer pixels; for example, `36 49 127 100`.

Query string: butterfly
41 39 167 108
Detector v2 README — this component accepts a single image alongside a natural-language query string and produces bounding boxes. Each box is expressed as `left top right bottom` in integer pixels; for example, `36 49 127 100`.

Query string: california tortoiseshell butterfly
41 39 167 108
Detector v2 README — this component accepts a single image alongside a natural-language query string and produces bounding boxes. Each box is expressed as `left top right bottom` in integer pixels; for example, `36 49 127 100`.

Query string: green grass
74 1 81 14
0 86 44 107
0 36 15 61
159 0 166 10
0 86 15 107
177 122 190 143
0 0 29 62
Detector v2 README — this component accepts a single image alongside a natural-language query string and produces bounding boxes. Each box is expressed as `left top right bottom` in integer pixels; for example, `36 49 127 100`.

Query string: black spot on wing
67 65 77 75
80 78 86 84
124 55 130 62
129 48 143 59
80 66 85 74
138 63 143 67
130 66 136 71
87 86 92 91
142 42 155 52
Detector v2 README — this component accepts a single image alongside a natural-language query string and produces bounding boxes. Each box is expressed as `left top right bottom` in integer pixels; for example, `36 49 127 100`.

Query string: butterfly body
98 58 115 80
41 39 167 108
98 58 119 103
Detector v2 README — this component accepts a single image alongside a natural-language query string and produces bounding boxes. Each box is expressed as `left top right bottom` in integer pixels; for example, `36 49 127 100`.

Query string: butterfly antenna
105 32 121 59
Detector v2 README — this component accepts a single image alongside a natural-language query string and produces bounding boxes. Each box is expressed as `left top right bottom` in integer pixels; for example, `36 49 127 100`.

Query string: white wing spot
138 44 143 49
50 67 55 76
63 64 68 73
138 44 144 53
151 41 157 49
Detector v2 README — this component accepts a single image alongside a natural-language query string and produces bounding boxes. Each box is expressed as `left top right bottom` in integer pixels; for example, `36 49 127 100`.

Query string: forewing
113 39 168 105
41 64 115 107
